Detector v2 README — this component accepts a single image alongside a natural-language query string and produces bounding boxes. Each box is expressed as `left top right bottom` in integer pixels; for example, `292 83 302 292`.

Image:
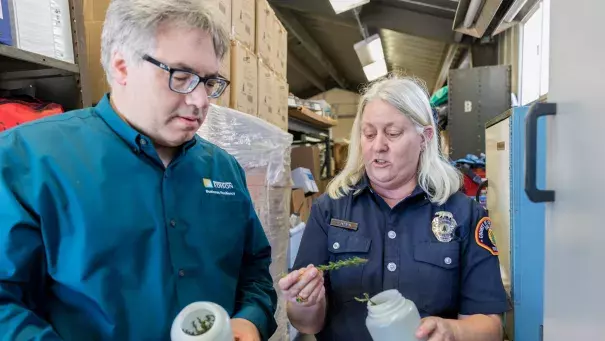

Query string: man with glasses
0 1 276 340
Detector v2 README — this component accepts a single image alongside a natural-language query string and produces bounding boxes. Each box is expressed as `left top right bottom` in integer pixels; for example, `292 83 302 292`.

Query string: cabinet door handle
525 102 556 203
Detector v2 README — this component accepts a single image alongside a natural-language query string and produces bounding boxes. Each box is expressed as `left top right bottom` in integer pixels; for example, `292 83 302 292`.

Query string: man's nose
185 84 210 110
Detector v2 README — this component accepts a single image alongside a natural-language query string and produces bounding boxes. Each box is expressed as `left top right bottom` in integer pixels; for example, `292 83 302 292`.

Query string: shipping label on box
257 59 275 125
230 41 258 116
208 0 232 39
231 0 255 50
273 18 288 79
255 0 273 68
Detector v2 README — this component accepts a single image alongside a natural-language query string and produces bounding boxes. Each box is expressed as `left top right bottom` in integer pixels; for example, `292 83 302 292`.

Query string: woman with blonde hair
279 75 507 340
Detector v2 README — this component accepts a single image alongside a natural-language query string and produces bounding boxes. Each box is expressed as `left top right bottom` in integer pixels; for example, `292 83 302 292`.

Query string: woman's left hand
415 317 457 341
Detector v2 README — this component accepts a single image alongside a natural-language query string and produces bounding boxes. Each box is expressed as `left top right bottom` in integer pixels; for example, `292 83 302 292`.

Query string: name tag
330 218 359 231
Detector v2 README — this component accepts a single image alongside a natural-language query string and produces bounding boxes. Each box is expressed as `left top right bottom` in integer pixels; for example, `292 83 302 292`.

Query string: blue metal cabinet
485 106 546 341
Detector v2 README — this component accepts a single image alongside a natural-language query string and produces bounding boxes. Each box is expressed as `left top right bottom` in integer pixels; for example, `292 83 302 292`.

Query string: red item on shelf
462 168 486 197
0 98 64 132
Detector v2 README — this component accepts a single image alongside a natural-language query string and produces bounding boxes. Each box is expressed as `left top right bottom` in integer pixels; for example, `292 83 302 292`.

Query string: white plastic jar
365 289 426 341
170 302 233 341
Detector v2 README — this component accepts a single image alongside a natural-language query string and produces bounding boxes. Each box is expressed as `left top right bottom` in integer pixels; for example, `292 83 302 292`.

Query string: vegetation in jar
182 314 216 336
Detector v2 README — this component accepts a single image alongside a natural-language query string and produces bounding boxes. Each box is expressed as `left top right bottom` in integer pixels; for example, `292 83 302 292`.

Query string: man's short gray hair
101 0 229 83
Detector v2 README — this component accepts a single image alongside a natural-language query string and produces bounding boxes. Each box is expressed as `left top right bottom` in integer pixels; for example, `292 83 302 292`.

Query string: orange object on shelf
0 98 64 132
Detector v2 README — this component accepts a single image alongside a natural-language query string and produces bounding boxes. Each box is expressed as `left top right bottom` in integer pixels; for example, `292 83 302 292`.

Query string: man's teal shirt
0 95 277 340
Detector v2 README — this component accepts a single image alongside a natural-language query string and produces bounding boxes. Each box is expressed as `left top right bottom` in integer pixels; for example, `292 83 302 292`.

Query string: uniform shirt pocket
327 233 371 302
413 241 460 315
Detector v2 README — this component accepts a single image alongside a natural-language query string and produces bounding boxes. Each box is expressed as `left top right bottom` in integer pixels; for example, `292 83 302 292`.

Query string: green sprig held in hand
280 257 368 278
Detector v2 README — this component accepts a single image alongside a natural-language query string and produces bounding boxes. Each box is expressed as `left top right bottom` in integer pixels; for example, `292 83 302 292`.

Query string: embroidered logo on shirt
475 217 499 255
202 178 236 196
330 218 359 231
202 178 214 188
432 211 457 242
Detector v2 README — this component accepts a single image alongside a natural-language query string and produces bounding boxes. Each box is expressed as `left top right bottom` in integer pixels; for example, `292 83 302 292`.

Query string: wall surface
497 25 521 98
309 88 360 141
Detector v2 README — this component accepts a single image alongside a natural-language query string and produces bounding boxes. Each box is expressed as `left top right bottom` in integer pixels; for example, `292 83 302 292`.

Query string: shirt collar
95 93 197 153
353 173 427 200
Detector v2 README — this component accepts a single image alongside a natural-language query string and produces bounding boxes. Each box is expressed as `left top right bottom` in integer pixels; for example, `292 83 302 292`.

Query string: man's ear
111 51 128 86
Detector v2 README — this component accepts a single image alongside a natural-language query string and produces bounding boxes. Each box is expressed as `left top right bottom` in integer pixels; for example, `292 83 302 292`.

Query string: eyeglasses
142 54 230 99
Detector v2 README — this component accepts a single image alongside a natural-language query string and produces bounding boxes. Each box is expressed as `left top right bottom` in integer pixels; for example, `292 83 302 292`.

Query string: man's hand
415 317 457 341
231 318 261 341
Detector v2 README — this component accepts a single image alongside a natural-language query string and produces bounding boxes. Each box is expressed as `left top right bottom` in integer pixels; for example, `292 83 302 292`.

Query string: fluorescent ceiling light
363 59 388 81
503 0 529 22
354 34 385 66
329 0 370 15
354 34 387 81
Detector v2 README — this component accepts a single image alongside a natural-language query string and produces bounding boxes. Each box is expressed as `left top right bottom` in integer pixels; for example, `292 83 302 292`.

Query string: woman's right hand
278 264 325 308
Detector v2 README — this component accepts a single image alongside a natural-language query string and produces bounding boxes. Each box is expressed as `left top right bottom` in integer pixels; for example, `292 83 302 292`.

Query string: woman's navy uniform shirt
293 177 508 340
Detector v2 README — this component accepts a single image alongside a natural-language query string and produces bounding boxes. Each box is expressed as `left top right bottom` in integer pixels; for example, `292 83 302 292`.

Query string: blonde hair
327 75 462 205
101 0 229 83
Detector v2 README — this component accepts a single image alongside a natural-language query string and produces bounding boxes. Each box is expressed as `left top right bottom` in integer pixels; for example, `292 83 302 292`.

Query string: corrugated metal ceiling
270 0 465 98
382 29 448 91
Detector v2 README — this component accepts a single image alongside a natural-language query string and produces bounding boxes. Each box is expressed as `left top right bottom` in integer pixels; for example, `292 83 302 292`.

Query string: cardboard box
291 146 321 184
208 0 232 38
272 77 288 131
333 142 349 173
257 59 275 124
291 188 310 223
83 0 111 103
84 21 110 103
230 40 258 116
273 17 288 79
255 0 273 68
211 45 231 108
83 0 110 22
231 0 255 50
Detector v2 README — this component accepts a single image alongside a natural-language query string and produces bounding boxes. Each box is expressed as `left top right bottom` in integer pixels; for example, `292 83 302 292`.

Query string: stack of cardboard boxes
82 0 289 131
224 0 289 131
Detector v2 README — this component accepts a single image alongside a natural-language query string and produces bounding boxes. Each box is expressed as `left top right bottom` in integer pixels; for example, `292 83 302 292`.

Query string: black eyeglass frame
142 54 230 99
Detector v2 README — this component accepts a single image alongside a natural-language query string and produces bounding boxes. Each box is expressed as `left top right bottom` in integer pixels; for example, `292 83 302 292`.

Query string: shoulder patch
475 217 499 255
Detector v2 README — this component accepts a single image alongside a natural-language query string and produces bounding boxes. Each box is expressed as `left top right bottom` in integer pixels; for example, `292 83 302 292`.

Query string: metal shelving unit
0 0 91 110
288 115 333 180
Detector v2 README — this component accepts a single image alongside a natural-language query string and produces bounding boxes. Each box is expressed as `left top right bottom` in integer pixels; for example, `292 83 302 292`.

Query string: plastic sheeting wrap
198 105 293 341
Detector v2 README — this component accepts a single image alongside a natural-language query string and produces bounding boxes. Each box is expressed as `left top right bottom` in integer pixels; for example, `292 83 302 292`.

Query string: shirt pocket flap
328 234 371 254
414 242 460 270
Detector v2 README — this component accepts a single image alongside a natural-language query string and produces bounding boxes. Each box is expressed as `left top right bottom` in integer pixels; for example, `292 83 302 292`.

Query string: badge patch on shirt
475 217 498 255
432 211 457 242
330 218 359 231
202 178 236 196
